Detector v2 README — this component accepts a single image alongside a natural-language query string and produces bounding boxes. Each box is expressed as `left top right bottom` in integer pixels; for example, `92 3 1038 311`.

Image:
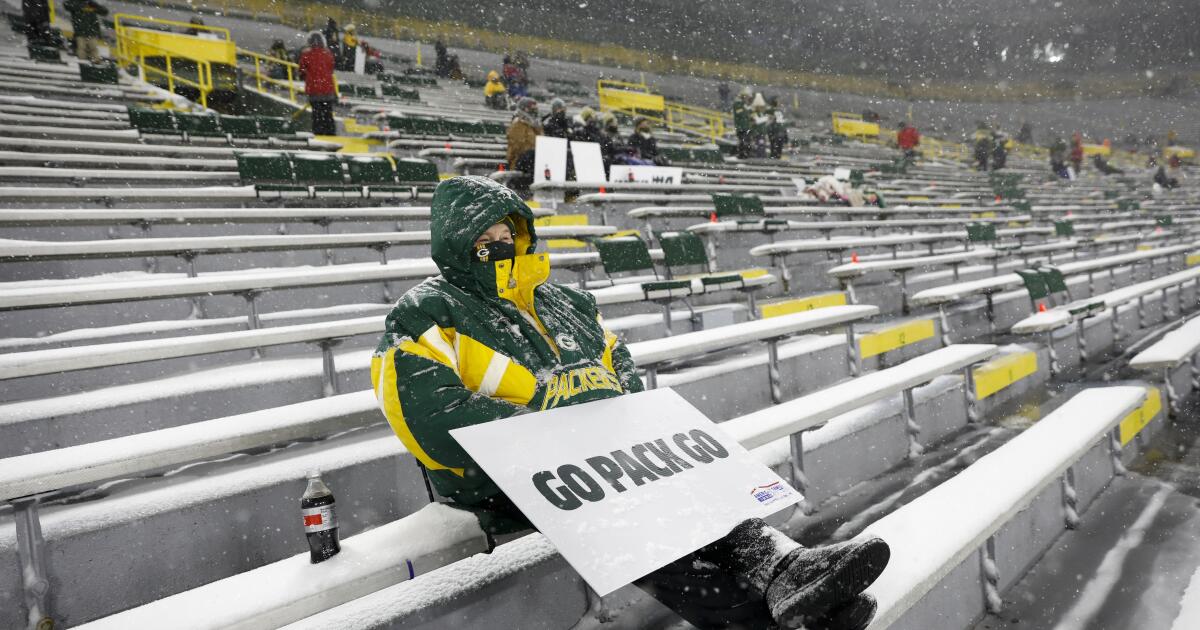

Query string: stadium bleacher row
1 10 1199 630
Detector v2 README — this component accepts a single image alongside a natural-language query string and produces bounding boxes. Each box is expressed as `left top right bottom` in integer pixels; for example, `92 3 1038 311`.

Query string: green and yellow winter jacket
733 100 751 134
372 176 643 507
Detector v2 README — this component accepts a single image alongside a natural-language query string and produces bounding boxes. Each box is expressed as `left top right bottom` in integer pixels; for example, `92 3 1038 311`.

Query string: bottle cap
306 469 322 479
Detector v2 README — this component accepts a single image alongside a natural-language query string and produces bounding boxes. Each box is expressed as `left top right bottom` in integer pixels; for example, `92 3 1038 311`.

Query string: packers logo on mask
474 240 515 263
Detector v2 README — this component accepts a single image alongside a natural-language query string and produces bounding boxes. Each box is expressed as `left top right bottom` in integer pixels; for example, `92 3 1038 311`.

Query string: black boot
797 593 878 630
713 519 889 628
763 538 889 628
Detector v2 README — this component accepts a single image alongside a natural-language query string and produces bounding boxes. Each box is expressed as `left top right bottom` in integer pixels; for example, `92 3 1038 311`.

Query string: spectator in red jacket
896 121 920 160
298 32 337 136
1070 132 1085 174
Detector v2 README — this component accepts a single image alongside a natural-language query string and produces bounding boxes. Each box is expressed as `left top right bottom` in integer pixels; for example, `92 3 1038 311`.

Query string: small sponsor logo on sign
751 481 793 507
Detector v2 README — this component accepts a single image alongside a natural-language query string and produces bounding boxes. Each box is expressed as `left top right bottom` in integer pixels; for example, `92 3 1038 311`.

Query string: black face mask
473 240 516 264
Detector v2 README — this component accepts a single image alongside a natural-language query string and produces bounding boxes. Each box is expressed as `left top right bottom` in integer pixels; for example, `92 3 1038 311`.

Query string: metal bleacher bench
0 226 615 272
1129 313 1200 415
861 386 1147 629
1011 263 1200 372
62 341 994 629
0 207 555 230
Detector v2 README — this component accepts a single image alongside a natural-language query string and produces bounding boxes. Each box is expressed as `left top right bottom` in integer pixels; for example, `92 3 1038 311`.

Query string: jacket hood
430 176 538 290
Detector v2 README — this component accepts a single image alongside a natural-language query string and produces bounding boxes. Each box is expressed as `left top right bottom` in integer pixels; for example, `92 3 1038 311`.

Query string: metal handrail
238 48 340 103
113 14 232 108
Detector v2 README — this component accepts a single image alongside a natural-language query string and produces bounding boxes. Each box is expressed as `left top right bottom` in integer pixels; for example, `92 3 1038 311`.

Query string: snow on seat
0 150 239 170
828 249 1000 281
0 136 315 158
0 206 553 228
1129 314 1200 414
0 226 608 266
532 180 785 194
0 166 237 182
0 185 260 202
859 386 1147 630
1011 263 1200 334
911 242 1196 307
0 123 142 141
190 345 997 629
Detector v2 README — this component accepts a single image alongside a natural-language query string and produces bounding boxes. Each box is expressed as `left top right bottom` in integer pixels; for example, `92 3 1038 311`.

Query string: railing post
1109 428 1127 476
12 496 53 630
1164 366 1179 418
901 386 924 458
318 339 343 397
287 65 296 103
1061 466 1080 529
844 322 861 377
962 364 980 423
938 305 952 347
980 536 1002 614
1076 319 1089 365
1046 330 1060 377
166 54 175 96
766 338 783 404
788 431 813 514
643 366 658 390
254 56 263 93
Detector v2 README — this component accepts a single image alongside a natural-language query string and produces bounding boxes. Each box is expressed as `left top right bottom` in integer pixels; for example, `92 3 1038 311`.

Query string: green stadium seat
255 116 297 137
27 45 60 63
176 112 224 138
79 63 119 84
127 107 177 135
711 194 764 218
219 115 260 138
1054 220 1075 237
394 158 439 185
595 236 658 282
482 121 507 135
235 151 305 199
292 153 348 197
380 84 420 101
353 85 377 98
966 222 997 243
347 156 397 185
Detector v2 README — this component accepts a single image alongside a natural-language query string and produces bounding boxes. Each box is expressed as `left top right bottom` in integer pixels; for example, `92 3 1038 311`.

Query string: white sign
534 136 569 184
609 165 684 185
353 46 366 75
449 388 801 595
571 141 606 182
834 167 852 181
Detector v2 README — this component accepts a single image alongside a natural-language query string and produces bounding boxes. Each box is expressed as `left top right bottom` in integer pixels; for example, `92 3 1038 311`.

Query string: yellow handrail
596 79 726 140
238 48 340 104
113 14 233 109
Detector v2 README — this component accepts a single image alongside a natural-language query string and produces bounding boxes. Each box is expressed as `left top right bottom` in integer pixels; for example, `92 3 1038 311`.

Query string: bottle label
302 505 338 533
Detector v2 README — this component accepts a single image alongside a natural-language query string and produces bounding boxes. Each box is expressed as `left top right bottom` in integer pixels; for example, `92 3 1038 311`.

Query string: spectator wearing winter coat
483 71 508 110
991 131 1008 170
64 0 108 64
1049 137 1070 178
732 87 753 158
748 93 771 159
340 24 358 71
598 113 623 174
434 40 451 78
267 40 290 79
896 122 920 160
570 108 602 144
322 18 340 61
506 97 542 192
502 55 527 99
542 98 570 139
628 117 668 165
1070 133 1085 173
298 32 338 136
1092 154 1123 175
766 96 788 160
973 125 993 171
373 175 891 630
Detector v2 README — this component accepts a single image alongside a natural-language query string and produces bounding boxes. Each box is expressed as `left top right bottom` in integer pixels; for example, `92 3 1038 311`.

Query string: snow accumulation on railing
0 207 442 225
70 344 999 630
860 386 1147 629
750 231 970 257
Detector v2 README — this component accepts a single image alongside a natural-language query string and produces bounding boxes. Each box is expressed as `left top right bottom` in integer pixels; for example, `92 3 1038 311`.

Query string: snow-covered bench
0 135 335 158
72 344 996 629
1011 264 1200 372
861 386 1147 630
1129 314 1200 415
531 180 785 195
0 226 614 272
0 167 238 184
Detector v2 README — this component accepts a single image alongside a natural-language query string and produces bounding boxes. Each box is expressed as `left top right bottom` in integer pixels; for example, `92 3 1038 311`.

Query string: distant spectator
483 70 508 110
268 39 291 79
766 95 788 160
732 86 753 158
1070 132 1084 174
542 98 570 139
1016 121 1033 144
298 32 338 136
748 93 770 158
340 24 358 71
1049 137 1070 178
323 18 340 61
718 82 731 108
1155 165 1180 189
598 112 623 174
973 124 993 171
506 97 542 193
22 0 53 45
896 121 920 161
991 131 1008 170
628 116 668 166
502 55 528 98
434 39 451 78
64 0 108 64
571 107 602 144
184 16 204 36
1092 154 1123 175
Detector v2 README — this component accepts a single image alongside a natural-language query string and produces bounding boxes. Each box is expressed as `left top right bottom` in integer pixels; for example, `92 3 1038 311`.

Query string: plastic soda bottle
301 470 341 563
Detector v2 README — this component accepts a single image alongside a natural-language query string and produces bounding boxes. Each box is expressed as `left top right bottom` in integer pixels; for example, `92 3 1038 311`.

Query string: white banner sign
534 136 569 184
609 165 684 185
450 388 801 595
571 141 606 182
